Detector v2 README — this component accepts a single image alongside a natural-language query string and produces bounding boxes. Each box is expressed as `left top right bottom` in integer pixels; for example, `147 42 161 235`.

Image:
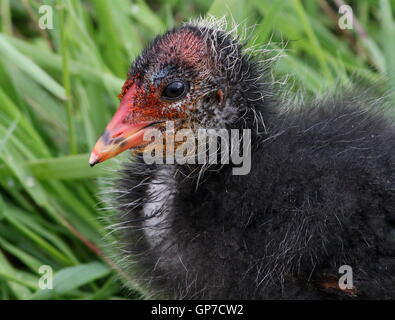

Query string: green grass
0 0 394 300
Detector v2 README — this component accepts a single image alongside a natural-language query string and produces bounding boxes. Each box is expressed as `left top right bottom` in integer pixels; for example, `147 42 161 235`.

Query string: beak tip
89 152 99 167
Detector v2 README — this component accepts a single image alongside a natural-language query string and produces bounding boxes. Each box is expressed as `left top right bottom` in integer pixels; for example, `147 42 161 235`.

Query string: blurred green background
0 0 394 299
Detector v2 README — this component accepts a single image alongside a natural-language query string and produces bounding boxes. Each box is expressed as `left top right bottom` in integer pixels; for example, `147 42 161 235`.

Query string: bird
89 18 395 299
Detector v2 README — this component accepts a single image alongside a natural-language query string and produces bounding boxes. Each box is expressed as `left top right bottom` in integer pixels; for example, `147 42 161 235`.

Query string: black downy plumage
99 19 395 299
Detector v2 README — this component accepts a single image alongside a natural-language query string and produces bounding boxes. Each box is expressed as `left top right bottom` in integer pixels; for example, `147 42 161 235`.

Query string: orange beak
89 82 162 166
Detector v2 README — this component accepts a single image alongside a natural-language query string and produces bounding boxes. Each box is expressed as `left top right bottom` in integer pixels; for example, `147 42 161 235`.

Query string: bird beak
89 82 160 167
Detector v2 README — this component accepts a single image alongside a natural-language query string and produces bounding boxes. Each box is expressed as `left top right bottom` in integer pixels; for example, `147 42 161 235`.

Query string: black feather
106 23 395 300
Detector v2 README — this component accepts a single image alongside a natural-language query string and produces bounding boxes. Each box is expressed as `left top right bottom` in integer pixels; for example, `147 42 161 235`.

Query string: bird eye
162 81 187 100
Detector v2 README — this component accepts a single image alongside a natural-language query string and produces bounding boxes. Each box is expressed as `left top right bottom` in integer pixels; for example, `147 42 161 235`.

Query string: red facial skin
89 76 188 166
89 28 213 166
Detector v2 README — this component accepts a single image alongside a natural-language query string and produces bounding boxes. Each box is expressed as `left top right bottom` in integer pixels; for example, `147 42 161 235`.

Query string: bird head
89 21 268 166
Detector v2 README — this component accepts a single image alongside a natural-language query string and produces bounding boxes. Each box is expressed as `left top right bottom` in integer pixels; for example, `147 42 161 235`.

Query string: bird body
91 19 395 299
